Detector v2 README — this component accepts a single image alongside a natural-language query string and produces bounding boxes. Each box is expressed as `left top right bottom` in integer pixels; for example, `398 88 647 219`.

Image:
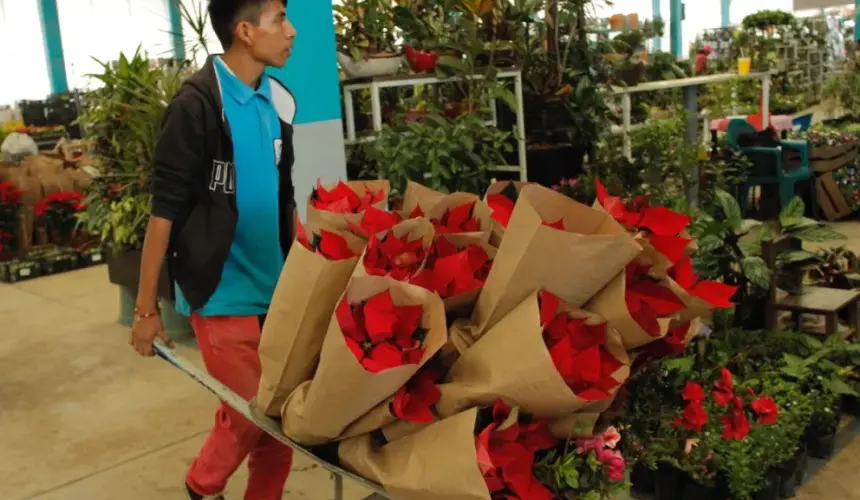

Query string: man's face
241 1 296 68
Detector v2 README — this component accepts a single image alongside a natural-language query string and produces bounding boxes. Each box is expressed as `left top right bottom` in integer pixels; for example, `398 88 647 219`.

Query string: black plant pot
807 431 836 459
794 445 808 486
525 144 588 188
655 464 684 500
682 476 717 500
843 394 860 417
630 463 656 494
754 472 780 500
779 475 797 498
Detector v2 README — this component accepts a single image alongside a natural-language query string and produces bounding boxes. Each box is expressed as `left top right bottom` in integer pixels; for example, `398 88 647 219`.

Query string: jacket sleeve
150 91 205 221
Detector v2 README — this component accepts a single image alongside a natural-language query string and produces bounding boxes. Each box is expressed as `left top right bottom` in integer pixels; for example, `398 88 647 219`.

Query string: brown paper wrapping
425 193 493 243
435 293 629 438
306 180 390 234
585 271 677 351
401 181 446 216
338 396 431 443
550 411 601 439
281 276 447 445
338 408 491 500
451 184 642 352
484 180 527 247
255 225 368 416
353 218 435 279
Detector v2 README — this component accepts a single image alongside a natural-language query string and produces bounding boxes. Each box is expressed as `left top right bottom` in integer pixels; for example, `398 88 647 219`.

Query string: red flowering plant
34 191 85 242
430 201 482 234
534 426 630 499
347 206 405 239
310 180 387 214
540 291 628 403
475 400 559 499
295 223 363 261
336 289 428 374
360 220 433 281
0 181 23 254
410 236 493 301
485 182 522 229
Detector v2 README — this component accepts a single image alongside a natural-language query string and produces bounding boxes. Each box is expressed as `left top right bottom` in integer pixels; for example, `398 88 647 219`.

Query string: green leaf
698 235 724 253
663 357 694 374
742 256 772 289
822 376 859 396
778 250 819 265
715 189 742 229
793 226 847 242
805 335 824 349
563 468 580 488
738 219 763 236
779 197 805 228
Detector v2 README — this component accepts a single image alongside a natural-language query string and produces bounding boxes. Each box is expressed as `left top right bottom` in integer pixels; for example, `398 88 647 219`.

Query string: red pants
186 315 293 499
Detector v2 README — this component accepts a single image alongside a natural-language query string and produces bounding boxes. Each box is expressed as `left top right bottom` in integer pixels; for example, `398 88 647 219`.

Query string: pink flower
608 464 626 482
597 448 626 481
575 436 605 454
551 184 560 191
560 178 568 186
602 426 621 449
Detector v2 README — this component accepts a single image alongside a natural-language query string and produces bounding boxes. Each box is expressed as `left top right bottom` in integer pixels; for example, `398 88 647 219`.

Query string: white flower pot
338 52 403 79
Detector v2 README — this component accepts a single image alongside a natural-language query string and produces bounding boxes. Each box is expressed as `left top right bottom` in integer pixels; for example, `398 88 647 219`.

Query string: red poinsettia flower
0 182 23 207
391 369 442 423
348 206 404 239
337 290 427 374
430 202 482 234
542 218 565 230
295 224 359 260
363 230 428 281
540 291 623 402
486 194 515 228
625 263 686 337
410 238 492 298
751 395 779 425
475 400 556 500
673 400 709 432
721 407 751 441
682 382 706 403
670 256 738 309
405 205 424 219
311 180 385 213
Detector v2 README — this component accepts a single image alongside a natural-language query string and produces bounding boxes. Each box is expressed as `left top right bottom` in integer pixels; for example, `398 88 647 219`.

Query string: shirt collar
214 56 272 105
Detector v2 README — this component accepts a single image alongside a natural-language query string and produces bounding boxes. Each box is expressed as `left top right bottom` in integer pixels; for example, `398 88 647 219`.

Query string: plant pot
779 475 797 498
443 101 478 118
106 249 174 300
630 463 656 494
404 46 439 73
609 14 626 30
754 472 780 500
655 464 684 500
843 394 860 416
526 144 587 188
337 52 403 79
160 300 194 341
682 476 716 500
794 445 808 486
806 431 836 459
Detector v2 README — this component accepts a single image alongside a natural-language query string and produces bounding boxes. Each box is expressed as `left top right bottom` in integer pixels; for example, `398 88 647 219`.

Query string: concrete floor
4 219 860 499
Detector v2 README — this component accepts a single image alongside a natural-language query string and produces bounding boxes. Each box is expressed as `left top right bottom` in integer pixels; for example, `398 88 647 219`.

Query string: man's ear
234 20 254 47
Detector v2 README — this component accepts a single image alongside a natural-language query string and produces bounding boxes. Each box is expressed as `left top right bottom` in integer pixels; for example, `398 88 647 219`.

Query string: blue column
652 0 662 52
166 0 186 61
37 0 68 94
721 0 731 27
855 0 859 42
670 0 683 57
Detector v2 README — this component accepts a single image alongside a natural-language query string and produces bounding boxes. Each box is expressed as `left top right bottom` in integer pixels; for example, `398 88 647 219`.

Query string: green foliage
334 0 396 60
821 61 860 118
393 0 457 50
742 10 796 31
535 445 630 500
358 112 512 196
76 48 184 251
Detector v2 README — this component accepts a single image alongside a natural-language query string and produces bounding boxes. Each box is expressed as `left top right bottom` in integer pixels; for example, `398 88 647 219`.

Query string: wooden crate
817 172 853 221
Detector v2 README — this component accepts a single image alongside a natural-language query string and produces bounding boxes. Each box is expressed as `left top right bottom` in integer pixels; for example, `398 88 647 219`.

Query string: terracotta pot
404 46 439 73
609 14 626 30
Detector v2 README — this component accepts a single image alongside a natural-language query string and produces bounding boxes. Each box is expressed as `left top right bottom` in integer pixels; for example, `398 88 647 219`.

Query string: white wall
0 1 51 104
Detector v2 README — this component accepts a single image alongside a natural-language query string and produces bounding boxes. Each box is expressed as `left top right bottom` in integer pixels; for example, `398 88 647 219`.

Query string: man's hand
131 315 175 357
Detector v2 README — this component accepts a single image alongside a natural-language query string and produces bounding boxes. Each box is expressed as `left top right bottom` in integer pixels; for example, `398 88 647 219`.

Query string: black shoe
184 483 224 500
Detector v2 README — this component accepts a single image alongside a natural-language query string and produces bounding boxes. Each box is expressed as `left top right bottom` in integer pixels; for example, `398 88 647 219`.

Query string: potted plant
394 0 457 73
34 191 85 245
335 0 402 79
0 181 22 259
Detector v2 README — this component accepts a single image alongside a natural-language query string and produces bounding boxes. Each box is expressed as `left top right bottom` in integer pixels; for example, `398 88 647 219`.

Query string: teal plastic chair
726 119 816 215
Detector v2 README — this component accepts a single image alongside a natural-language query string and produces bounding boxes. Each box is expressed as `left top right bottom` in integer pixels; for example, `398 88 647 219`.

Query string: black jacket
151 57 297 310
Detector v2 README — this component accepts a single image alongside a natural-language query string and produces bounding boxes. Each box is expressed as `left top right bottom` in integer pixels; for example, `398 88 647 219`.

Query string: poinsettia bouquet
540 290 626 402
534 426 630 499
476 400 559 500
348 206 404 239
337 289 428 373
295 223 362 261
430 201 483 234
360 220 432 281
410 237 493 299
34 191 85 240
624 262 687 339
485 181 522 229
311 180 387 213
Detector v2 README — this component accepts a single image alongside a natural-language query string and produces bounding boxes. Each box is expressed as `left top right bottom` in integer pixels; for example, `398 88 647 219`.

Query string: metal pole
37 0 69 94
652 0 662 52
670 0 683 58
856 0 860 43
683 85 699 205
343 89 356 142
721 0 731 27
333 474 344 500
514 72 528 182
622 93 632 160
370 82 383 132
166 0 186 61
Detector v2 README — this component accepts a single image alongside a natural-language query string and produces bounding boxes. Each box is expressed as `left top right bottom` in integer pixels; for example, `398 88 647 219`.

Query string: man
129 1 297 499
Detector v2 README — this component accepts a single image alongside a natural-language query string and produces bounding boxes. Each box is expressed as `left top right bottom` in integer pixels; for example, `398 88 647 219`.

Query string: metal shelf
340 69 527 182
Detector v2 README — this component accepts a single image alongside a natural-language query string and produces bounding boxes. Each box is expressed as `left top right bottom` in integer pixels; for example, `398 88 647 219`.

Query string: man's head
209 0 296 67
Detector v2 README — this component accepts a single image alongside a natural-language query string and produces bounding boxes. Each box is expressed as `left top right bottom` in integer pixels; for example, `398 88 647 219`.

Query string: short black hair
208 0 286 49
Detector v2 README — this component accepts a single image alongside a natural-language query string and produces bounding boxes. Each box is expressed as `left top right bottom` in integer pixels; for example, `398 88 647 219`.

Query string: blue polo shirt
175 57 284 317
